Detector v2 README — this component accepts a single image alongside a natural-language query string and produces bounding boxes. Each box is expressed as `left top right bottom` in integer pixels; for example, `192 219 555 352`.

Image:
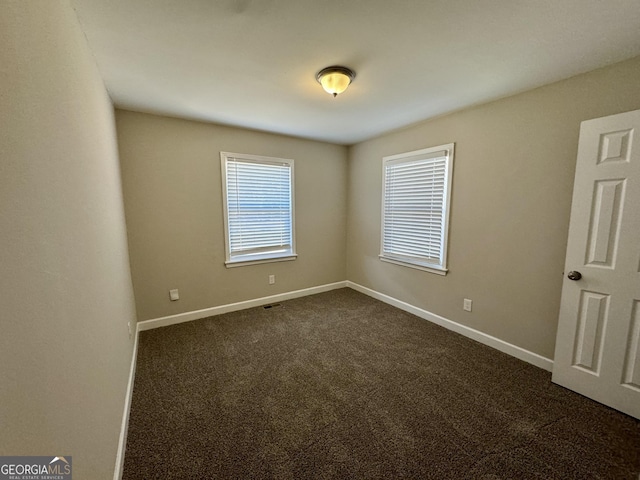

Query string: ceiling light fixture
316 66 356 97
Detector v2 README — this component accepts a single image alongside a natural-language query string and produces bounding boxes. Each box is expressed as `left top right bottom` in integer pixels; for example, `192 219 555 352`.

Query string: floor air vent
263 303 282 310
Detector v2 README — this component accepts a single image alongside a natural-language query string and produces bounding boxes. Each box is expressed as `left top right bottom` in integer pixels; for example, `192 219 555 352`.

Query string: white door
552 109 640 419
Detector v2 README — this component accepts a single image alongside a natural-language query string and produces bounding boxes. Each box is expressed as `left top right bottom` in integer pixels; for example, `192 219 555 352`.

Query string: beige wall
0 1 137 478
347 56 640 359
116 110 348 321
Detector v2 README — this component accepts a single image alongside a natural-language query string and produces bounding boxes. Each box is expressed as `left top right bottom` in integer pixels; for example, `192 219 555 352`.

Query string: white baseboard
346 281 554 372
113 326 139 480
138 281 348 331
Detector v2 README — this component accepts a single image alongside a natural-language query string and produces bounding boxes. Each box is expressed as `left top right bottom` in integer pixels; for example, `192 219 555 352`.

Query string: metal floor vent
263 303 282 310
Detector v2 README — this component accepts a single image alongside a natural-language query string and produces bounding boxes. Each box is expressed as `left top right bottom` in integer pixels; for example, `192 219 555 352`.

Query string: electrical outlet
463 298 472 312
127 321 132 338
169 289 179 301
269 274 275 285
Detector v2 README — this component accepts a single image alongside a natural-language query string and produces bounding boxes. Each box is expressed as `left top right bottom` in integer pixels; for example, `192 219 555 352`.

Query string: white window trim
221 151 297 268
379 143 454 275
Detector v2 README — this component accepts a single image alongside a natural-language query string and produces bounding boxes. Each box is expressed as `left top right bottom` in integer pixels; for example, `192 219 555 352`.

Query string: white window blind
380 144 454 274
221 152 296 266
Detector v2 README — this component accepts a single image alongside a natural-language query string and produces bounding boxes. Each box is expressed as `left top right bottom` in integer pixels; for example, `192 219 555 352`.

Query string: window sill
225 254 297 268
379 255 448 276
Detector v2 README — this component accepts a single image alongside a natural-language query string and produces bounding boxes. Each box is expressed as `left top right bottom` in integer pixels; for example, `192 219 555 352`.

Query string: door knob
567 271 582 281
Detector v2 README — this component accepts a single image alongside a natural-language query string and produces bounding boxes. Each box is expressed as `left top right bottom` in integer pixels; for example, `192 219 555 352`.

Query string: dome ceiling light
316 66 356 97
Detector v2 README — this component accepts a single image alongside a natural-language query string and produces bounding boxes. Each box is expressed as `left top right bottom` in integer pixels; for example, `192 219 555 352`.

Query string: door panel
553 109 640 419
622 301 640 389
585 179 624 267
573 290 609 373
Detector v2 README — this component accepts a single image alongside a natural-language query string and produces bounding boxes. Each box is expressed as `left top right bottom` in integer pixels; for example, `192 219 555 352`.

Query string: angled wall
116 110 348 321
0 1 137 478
347 56 640 360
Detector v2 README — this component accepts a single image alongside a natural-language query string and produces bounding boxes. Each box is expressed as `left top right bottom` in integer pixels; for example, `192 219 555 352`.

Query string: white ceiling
70 0 640 145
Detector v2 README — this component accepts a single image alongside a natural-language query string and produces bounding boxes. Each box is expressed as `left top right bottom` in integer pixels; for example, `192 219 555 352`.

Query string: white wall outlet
127 321 132 338
269 274 275 285
463 298 472 312
169 289 179 301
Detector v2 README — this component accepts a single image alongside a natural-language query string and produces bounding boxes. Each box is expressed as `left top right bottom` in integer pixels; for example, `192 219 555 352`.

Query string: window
221 152 296 267
380 143 454 275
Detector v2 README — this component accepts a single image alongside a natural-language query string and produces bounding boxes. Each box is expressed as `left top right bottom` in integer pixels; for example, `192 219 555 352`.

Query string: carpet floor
123 288 640 479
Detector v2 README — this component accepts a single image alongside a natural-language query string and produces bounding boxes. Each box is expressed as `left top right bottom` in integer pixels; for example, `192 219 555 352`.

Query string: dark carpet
123 288 640 479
